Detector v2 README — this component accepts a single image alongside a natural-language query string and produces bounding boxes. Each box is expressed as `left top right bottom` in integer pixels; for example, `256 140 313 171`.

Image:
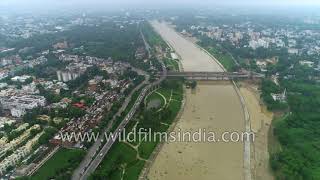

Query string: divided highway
73 29 167 180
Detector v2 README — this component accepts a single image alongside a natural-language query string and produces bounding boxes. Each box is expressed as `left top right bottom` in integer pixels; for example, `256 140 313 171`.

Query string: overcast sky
1 0 320 6
1 0 320 11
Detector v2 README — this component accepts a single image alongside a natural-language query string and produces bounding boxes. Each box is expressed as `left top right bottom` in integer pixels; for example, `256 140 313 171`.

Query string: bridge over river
161 71 264 80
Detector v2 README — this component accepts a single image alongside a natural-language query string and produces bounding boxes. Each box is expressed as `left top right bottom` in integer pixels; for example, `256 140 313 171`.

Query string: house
271 89 287 102
299 60 314 68
73 102 85 109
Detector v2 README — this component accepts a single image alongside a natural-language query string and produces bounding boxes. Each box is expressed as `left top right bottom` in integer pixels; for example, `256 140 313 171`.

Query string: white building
256 60 268 72
299 60 314 68
0 95 46 117
11 75 32 83
170 52 179 60
288 48 299 54
249 39 269 49
56 70 81 82
271 89 287 102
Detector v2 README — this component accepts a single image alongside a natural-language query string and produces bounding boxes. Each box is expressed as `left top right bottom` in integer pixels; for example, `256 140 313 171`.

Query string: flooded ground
148 21 246 180
150 20 223 72
148 82 245 180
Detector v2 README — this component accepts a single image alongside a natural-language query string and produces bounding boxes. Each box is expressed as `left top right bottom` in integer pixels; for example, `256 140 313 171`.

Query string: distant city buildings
0 95 46 117
249 39 269 49
188 18 320 56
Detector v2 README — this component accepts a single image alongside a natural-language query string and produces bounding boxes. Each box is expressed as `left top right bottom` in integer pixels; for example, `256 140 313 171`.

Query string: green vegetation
89 142 143 180
140 22 167 48
31 148 85 180
266 58 320 179
260 79 288 111
90 79 183 180
163 58 179 71
270 81 320 180
206 46 236 71
145 91 166 111
197 37 237 71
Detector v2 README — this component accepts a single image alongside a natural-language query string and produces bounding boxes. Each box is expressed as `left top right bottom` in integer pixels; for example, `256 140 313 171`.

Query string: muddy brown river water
148 21 246 180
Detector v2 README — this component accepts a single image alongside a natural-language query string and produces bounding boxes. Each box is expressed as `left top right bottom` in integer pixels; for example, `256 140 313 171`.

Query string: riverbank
150 21 223 72
150 20 246 180
239 83 274 180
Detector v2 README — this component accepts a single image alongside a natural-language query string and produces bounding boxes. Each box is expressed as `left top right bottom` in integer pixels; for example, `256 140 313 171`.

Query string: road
77 65 166 180
72 67 150 180
73 30 167 180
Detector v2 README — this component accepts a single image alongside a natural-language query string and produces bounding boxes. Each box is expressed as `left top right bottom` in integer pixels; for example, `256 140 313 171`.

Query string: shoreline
239 83 274 180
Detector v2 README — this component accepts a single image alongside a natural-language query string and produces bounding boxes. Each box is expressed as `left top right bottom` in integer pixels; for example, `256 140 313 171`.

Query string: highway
72 70 150 180
73 29 167 180
77 64 166 180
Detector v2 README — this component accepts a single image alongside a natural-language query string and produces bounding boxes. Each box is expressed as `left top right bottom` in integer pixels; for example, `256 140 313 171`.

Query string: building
53 41 68 49
0 131 43 175
56 70 81 82
249 39 269 49
171 52 179 60
288 48 299 54
256 60 267 72
0 95 46 117
11 75 32 83
271 89 287 102
0 117 16 129
299 60 315 68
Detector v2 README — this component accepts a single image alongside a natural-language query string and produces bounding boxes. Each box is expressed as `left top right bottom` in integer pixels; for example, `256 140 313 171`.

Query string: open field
206 46 236 72
148 82 245 180
31 148 85 180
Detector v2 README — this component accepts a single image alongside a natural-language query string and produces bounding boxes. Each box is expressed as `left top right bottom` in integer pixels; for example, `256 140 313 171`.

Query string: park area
163 58 179 72
31 148 85 180
90 79 183 180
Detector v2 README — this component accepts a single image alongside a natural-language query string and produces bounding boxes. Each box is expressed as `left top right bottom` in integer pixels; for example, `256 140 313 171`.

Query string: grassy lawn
138 140 159 159
145 92 166 111
164 58 179 71
207 46 235 72
89 142 143 180
31 148 85 180
123 161 145 180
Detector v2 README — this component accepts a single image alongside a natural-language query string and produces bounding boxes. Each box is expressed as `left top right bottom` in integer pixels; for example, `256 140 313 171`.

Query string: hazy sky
1 0 320 6
1 0 320 12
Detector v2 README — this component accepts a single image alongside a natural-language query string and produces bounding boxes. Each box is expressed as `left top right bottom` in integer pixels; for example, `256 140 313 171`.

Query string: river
148 20 246 180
